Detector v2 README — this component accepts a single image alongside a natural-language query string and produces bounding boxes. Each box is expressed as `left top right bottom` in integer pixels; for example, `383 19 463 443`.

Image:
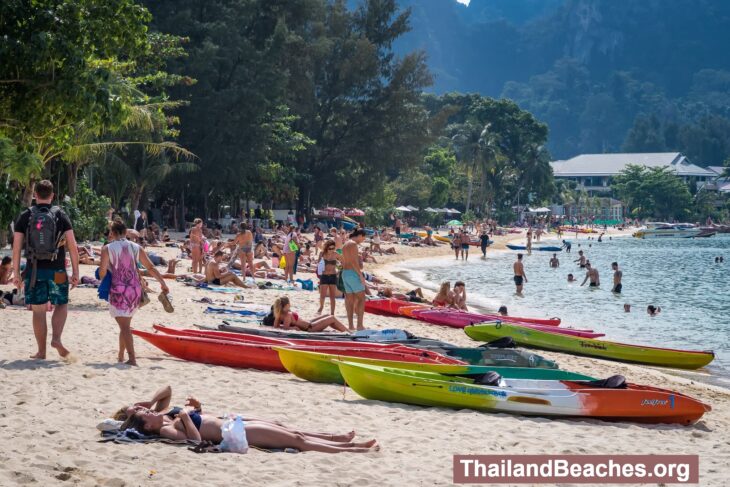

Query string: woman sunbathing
118 386 377 453
272 296 348 332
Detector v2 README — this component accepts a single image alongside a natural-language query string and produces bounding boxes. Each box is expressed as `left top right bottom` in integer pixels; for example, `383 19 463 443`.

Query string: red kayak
365 298 560 326
153 324 421 352
417 309 561 327
135 329 466 371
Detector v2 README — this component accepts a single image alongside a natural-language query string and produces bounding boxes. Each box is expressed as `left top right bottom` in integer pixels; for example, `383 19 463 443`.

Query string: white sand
1 228 729 486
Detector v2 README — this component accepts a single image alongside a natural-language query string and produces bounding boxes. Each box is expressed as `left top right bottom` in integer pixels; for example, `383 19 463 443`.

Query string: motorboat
633 222 703 239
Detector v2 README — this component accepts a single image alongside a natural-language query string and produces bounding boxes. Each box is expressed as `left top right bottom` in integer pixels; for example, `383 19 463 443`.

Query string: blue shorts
24 269 69 305
342 269 365 294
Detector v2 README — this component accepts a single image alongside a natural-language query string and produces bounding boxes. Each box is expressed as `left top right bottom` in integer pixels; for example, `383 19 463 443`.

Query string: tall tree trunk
22 181 34 207
67 162 80 197
465 169 473 215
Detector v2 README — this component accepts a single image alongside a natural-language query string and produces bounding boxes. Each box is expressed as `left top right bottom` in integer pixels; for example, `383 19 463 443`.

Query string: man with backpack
12 180 80 359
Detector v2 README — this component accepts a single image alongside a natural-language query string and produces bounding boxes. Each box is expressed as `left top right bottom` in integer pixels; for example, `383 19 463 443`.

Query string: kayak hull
276 347 595 384
464 324 715 369
337 362 711 424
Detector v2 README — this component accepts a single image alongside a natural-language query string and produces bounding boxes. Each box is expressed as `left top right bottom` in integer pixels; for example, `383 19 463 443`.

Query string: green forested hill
394 0 730 163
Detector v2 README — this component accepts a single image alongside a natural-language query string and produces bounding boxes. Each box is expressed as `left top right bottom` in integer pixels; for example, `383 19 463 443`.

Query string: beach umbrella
425 207 437 213
406 205 419 211
395 206 412 212
447 219 463 226
448 208 461 214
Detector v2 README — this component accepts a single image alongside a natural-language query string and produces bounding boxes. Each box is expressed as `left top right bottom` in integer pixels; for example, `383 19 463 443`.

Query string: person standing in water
562 239 571 253
459 229 470 260
574 250 586 268
452 231 461 260
479 230 490 258
549 253 560 268
513 254 527 295
580 262 600 287
611 262 622 293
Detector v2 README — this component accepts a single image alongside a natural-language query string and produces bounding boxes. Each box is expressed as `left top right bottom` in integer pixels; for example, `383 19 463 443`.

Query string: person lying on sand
116 386 378 453
378 286 426 303
272 296 348 332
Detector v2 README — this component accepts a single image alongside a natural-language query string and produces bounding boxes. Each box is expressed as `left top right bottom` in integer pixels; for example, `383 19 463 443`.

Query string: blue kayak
506 244 562 252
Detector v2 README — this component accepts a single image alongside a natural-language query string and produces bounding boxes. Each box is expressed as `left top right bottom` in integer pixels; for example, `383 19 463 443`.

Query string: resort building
550 152 716 195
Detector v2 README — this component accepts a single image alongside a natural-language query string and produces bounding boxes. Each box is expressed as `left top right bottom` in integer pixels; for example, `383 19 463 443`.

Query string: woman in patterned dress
99 219 169 365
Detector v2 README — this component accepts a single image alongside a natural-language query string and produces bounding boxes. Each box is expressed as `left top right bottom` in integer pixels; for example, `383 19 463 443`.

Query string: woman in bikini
190 218 204 274
317 240 339 315
118 385 377 453
432 281 455 308
231 223 255 276
273 296 348 332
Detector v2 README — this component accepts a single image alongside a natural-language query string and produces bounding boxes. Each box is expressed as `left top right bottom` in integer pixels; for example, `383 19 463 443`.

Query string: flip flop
158 293 174 313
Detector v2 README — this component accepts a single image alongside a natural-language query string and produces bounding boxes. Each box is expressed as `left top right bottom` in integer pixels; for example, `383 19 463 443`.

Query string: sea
398 233 730 387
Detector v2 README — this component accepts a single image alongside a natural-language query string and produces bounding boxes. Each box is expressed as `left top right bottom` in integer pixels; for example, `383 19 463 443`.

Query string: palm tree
451 121 494 214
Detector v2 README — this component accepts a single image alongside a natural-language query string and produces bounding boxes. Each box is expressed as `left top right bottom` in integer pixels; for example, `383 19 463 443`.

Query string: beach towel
205 307 268 317
95 267 112 301
295 278 314 291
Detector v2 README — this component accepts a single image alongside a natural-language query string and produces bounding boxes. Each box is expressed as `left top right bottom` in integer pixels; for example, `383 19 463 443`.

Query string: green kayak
275 347 595 384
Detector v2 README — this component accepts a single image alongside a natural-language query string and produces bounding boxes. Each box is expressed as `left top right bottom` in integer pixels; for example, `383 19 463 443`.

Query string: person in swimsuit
273 296 348 332
453 281 468 311
282 224 298 282
452 232 461 260
231 223 255 277
526 228 533 254
317 240 339 315
498 305 508 316
549 253 559 268
479 231 490 258
189 218 204 274
118 386 377 453
459 230 470 260
562 239 571 253
574 250 586 268
341 229 368 330
432 282 455 307
647 305 661 316
611 262 622 293
513 253 527 295
580 262 600 287
205 251 247 287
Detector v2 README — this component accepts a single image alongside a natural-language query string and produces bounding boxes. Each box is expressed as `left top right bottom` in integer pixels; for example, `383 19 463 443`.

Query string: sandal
158 292 174 313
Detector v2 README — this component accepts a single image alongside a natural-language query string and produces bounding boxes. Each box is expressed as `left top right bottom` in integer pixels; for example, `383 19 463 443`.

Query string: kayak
211 323 560 369
506 244 562 252
464 323 715 369
133 329 287 371
336 362 711 425
135 330 464 371
275 347 595 385
410 308 561 327
368 298 561 326
364 298 416 316
412 312 596 337
152 324 455 355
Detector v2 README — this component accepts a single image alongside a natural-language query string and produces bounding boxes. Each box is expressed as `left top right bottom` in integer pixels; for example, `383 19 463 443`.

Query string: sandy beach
1 228 729 486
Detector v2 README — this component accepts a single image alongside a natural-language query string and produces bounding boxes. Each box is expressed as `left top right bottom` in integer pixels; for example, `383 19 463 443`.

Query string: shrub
62 178 111 242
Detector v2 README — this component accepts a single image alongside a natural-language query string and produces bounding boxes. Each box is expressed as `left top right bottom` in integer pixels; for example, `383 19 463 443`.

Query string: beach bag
278 255 286 269
261 307 275 327
287 233 299 252
296 278 314 291
336 270 345 293
25 205 63 287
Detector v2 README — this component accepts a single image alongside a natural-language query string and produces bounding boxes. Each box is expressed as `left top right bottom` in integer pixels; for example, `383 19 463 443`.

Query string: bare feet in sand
125 359 138 366
51 340 70 358
30 351 46 359
350 439 378 448
332 430 356 442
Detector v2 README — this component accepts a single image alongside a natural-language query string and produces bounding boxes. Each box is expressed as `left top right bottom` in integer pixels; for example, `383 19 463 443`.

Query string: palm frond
67 141 197 161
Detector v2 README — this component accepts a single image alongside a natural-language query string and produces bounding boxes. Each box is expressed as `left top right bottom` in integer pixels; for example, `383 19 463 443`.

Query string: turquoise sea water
401 234 730 384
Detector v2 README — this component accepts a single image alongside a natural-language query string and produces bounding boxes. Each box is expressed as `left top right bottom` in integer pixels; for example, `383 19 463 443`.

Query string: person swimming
567 273 575 282
647 305 661 316
498 305 508 316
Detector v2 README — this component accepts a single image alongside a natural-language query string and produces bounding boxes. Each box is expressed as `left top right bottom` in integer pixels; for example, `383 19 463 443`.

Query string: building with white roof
550 152 716 194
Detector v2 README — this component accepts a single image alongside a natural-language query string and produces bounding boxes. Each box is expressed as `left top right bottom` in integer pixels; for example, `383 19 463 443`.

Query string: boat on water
336 361 711 425
633 222 703 239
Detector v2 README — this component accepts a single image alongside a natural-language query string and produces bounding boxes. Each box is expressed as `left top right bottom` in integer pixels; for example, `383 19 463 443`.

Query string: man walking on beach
611 262 622 293
12 180 79 359
341 229 368 330
580 262 600 287
513 253 527 295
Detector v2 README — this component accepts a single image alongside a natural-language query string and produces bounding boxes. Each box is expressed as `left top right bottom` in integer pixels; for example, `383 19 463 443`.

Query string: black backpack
25 205 63 286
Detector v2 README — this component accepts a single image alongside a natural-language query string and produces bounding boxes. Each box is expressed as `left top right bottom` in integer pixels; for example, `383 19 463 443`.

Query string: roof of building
551 152 716 177
707 166 727 176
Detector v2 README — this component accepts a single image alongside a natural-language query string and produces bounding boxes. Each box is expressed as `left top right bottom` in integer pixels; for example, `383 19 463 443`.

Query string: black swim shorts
613 283 622 293
513 275 523 286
